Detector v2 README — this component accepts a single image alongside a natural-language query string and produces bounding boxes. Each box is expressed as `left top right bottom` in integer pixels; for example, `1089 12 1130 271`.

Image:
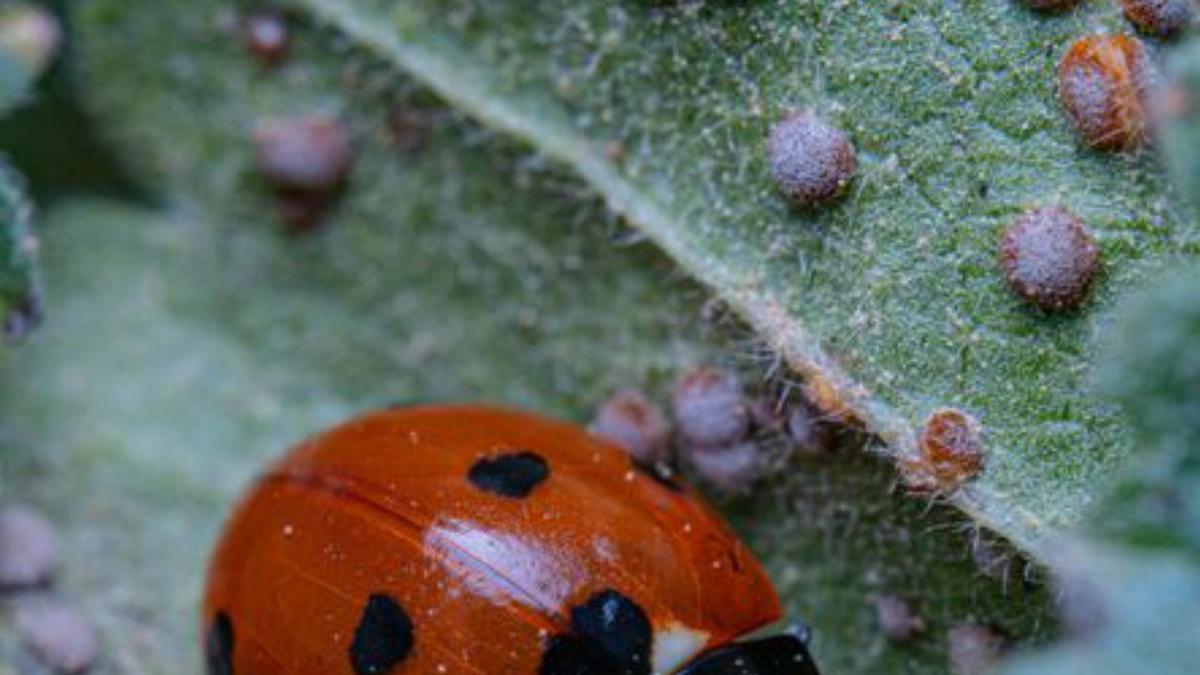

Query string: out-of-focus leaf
1001 270 1200 675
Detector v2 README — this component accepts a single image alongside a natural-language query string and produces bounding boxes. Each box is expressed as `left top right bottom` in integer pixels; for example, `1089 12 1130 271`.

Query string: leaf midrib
296 0 1057 557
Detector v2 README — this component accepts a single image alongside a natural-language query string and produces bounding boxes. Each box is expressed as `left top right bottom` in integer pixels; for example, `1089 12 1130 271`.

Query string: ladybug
203 405 821 674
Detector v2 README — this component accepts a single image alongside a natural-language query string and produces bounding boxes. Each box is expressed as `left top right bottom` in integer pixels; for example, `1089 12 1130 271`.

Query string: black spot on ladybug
632 458 684 492
205 611 234 675
678 634 821 675
539 634 617 675
349 594 414 675
467 451 549 498
541 589 653 675
576 590 653 673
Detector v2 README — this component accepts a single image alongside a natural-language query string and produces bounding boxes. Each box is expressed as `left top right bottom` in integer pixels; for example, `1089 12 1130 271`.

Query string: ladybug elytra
203 406 820 674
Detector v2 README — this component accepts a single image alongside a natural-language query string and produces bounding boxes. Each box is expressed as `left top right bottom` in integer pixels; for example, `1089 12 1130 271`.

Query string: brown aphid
767 111 856 207
902 408 984 492
1121 0 1194 37
16 601 99 675
255 114 351 191
874 595 926 643
999 206 1100 312
672 366 751 448
255 114 352 231
0 505 59 589
242 10 289 66
1059 34 1159 151
685 440 763 493
947 624 1008 675
588 388 672 465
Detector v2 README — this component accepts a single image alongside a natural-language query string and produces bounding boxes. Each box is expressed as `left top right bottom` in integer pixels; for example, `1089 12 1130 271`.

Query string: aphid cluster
1 505 99 674
591 366 840 493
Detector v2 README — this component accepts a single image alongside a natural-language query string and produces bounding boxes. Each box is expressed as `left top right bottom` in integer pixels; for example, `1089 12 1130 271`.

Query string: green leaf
79 0 1200 556
0 201 1055 674
1163 38 1200 210
3 4 1059 670
1001 269 1200 674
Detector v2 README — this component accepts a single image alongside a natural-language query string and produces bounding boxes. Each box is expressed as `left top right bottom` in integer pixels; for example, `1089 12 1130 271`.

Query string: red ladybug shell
203 405 782 675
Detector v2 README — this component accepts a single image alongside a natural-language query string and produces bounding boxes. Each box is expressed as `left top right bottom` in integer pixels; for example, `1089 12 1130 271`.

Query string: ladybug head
678 626 821 675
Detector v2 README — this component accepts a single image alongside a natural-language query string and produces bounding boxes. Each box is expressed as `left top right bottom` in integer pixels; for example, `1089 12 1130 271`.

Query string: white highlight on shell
652 623 710 674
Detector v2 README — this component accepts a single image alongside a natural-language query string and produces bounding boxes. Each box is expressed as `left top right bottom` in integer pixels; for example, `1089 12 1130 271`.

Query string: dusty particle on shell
255 114 352 191
1059 34 1159 151
902 408 984 492
1000 206 1100 312
16 601 99 674
0 505 59 588
242 10 289 66
947 624 1007 675
767 111 856 207
589 388 671 465
874 595 926 642
672 366 750 448
685 440 763 493
1120 0 1194 37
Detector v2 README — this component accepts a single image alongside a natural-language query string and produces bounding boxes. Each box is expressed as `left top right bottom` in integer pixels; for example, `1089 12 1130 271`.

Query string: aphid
684 440 764 493
241 10 289 66
1120 0 1194 37
589 388 672 465
672 366 751 448
767 111 856 207
0 505 58 588
901 408 984 492
16 601 99 675
1059 34 1159 151
255 114 351 192
874 595 926 643
947 624 1007 675
254 114 352 231
999 206 1100 312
